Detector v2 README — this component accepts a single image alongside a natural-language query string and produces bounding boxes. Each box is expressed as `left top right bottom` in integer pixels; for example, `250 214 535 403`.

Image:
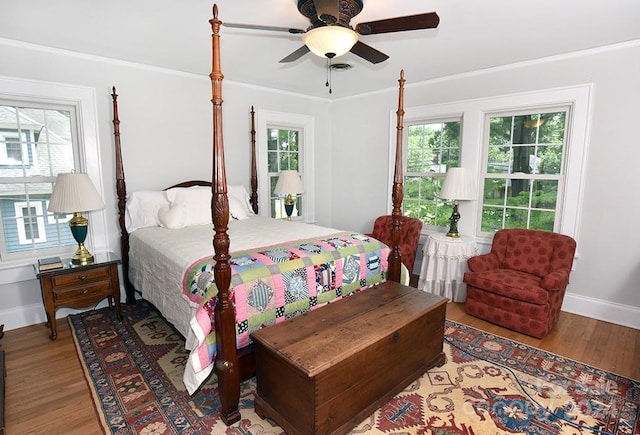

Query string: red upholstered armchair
366 215 422 272
463 229 576 338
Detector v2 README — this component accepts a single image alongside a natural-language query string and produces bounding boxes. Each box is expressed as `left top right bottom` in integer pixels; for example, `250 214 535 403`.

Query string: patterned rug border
69 314 111 435
68 301 640 434
445 319 640 383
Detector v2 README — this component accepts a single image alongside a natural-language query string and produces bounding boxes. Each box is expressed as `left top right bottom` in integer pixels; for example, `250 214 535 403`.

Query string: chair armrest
541 268 571 291
467 253 499 272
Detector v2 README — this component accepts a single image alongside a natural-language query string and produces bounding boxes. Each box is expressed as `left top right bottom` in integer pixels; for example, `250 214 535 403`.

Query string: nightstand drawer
51 267 111 288
53 280 114 305
36 252 122 340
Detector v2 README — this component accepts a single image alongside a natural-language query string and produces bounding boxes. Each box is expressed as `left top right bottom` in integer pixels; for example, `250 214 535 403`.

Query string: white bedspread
128 215 340 349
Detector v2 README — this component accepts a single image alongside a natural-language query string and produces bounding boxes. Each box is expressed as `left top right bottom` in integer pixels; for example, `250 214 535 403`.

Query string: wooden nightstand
35 251 122 340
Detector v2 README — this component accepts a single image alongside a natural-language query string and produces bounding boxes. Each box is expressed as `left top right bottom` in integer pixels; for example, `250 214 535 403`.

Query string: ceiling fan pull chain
326 57 332 94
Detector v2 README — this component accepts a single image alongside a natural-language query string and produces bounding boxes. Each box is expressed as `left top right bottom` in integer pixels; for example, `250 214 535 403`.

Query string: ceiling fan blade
224 22 306 34
355 12 440 35
279 45 311 63
349 41 389 64
312 0 340 24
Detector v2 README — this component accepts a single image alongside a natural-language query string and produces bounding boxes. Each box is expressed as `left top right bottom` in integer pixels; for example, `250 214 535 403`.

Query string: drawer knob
78 275 88 281
82 289 89 294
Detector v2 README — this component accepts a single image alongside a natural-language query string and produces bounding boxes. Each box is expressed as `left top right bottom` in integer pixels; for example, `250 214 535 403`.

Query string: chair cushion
463 269 549 305
502 236 554 277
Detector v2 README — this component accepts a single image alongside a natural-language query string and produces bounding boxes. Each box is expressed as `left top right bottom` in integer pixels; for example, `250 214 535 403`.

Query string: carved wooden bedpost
210 4 240 425
249 106 258 213
388 70 406 283
111 87 135 303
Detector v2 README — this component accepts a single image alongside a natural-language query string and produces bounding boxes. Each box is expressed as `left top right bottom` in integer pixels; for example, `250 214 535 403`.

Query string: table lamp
274 170 304 220
440 167 476 238
48 172 105 265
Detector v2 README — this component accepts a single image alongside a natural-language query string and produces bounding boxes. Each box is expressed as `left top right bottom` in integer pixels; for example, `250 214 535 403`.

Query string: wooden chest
250 281 447 435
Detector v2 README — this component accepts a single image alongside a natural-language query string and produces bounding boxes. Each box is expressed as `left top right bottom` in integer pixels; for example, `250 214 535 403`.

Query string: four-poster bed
110 4 445 427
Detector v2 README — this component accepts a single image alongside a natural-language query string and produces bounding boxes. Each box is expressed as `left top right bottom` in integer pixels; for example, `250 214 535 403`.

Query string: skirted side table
418 233 478 302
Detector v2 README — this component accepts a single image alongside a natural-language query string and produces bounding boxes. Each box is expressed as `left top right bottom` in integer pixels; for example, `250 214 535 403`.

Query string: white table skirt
418 233 478 302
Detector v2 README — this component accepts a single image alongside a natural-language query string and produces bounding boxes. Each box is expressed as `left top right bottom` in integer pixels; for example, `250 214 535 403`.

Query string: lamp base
68 212 94 265
284 194 295 221
72 243 94 265
446 200 461 238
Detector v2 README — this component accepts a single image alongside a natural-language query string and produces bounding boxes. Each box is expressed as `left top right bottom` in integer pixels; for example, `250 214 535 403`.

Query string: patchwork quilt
183 231 390 393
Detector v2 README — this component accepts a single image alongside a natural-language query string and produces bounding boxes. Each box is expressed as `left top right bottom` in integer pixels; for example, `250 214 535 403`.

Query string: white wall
0 39 332 330
1 37 639 332
329 42 640 329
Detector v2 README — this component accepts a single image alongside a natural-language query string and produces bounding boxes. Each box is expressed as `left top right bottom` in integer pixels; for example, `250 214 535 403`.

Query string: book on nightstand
38 256 64 271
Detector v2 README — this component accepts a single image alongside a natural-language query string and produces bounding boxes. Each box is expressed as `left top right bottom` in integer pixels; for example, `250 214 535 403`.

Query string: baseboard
0 300 112 332
562 292 640 330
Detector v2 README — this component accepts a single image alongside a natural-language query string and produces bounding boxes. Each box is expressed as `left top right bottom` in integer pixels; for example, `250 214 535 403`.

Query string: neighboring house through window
0 76 106 262
257 110 315 222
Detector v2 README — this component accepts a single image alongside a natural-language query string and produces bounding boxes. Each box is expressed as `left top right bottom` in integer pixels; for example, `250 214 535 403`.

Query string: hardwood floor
2 299 638 434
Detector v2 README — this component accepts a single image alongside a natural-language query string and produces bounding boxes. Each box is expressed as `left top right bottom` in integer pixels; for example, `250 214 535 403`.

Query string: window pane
504 208 529 229
480 108 566 234
531 180 558 210
536 145 562 175
489 116 512 145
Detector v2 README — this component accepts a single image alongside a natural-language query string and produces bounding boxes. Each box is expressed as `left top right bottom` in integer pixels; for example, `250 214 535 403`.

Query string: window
404 119 462 228
0 76 106 263
15 202 46 244
0 103 77 256
481 109 568 233
267 127 303 219
391 84 591 240
257 110 315 222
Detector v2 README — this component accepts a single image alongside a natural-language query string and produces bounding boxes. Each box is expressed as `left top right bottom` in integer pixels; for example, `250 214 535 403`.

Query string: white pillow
125 190 170 232
229 197 248 220
158 204 187 229
166 186 212 226
228 185 254 214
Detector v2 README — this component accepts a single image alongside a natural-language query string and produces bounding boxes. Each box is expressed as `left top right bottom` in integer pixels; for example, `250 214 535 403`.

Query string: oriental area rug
69 301 639 435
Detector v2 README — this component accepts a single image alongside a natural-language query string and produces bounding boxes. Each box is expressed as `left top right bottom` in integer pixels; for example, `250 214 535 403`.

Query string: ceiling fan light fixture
303 26 358 58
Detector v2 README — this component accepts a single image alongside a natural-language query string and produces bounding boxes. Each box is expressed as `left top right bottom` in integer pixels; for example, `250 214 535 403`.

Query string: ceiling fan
224 0 440 64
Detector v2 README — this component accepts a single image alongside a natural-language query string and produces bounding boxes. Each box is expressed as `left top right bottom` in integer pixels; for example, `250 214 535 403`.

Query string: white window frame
14 201 46 244
0 76 108 264
402 116 464 231
256 110 315 222
390 84 592 242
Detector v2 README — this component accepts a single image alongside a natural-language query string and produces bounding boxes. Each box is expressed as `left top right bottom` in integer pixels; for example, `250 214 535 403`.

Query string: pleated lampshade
48 172 104 213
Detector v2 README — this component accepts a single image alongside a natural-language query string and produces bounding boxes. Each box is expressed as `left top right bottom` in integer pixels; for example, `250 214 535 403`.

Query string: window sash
0 98 80 260
402 118 462 229
479 106 569 236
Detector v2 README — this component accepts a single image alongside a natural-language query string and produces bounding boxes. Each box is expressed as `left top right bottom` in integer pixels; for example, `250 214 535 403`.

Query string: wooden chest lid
250 281 446 377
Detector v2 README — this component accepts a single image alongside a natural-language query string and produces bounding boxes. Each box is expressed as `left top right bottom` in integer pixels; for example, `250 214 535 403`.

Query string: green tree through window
404 120 461 227
481 110 567 233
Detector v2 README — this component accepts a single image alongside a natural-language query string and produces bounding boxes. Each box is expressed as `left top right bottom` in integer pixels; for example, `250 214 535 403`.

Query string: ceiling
2 0 640 98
